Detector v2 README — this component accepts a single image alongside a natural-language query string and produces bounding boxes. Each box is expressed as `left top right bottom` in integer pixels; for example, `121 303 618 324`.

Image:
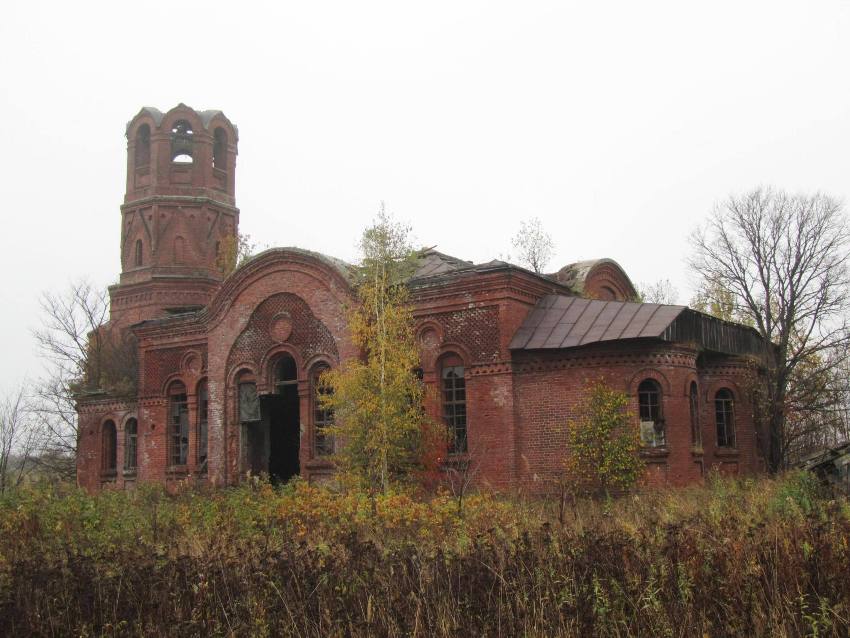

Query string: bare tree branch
511 217 555 274
29 279 136 480
688 188 850 470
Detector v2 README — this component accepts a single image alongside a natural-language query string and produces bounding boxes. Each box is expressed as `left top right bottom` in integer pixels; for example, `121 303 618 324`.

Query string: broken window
275 354 298 389
715 388 736 448
197 380 208 473
134 239 143 267
102 420 117 474
168 382 189 466
170 119 194 163
124 418 137 471
689 382 701 447
442 360 467 454
239 382 260 423
213 127 227 169
134 124 150 167
312 365 334 456
638 379 665 447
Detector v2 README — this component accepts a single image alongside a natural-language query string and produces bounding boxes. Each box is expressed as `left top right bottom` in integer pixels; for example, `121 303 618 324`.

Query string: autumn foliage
0 474 848 636
321 209 441 494
563 379 642 498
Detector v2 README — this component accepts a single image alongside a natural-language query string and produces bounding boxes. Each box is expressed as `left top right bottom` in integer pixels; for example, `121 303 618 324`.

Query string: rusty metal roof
509 295 687 350
510 295 767 357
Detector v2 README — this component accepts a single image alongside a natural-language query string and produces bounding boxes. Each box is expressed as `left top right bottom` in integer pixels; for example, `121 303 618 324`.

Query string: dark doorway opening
260 387 300 484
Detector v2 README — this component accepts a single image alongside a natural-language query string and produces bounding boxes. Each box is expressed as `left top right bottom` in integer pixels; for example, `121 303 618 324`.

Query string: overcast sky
1 0 849 392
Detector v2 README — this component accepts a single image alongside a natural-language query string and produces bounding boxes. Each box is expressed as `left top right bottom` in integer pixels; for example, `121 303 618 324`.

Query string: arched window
441 355 467 454
638 379 665 447
213 127 227 169
134 124 151 167
715 388 736 448
689 382 701 447
312 365 333 456
274 354 298 390
238 377 260 423
170 119 194 163
134 239 143 267
168 382 189 466
197 380 208 472
102 420 117 474
124 418 137 471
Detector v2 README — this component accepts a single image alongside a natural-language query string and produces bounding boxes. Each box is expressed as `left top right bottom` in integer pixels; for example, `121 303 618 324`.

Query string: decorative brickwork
225 293 339 380
424 306 500 363
150 349 183 391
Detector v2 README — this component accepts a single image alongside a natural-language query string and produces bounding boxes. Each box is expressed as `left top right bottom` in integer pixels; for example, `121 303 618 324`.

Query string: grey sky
1 0 849 392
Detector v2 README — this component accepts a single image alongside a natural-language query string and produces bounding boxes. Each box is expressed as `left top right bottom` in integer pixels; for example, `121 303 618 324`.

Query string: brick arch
703 378 742 403
682 371 700 397
304 353 338 374
161 374 188 397
227 362 258 386
415 320 445 369
204 248 353 329
120 412 139 431
225 292 339 388
584 261 637 301
162 106 206 139
260 345 305 392
437 342 473 367
627 368 672 396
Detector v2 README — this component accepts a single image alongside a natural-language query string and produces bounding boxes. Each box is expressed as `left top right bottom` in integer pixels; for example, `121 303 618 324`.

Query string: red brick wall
511 343 765 493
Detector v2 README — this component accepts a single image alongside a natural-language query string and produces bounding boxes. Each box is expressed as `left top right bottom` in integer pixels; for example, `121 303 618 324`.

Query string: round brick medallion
270 312 293 343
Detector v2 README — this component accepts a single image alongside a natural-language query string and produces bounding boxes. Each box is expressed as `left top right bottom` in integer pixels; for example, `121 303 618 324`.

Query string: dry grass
0 472 847 636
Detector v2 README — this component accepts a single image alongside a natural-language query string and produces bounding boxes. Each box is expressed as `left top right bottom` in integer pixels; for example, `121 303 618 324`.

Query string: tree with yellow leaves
561 379 641 511
321 206 437 496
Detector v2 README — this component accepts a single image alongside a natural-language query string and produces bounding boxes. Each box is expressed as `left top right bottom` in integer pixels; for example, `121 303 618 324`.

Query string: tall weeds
0 473 847 636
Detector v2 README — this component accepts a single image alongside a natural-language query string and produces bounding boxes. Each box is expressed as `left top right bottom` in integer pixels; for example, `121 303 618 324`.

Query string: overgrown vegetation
322 207 440 497
557 380 642 519
0 473 847 636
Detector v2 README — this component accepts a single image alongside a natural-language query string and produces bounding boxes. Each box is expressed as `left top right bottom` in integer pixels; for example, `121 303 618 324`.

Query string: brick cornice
77 397 136 414
121 195 240 214
514 344 699 374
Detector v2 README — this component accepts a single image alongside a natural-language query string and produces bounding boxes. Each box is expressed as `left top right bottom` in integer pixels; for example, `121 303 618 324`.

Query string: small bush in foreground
0 473 847 636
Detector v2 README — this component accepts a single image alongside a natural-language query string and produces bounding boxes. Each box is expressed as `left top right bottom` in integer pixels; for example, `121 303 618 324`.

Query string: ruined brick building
76 104 768 492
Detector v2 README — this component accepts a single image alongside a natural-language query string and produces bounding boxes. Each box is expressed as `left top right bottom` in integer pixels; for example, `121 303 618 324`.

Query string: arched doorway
260 353 300 483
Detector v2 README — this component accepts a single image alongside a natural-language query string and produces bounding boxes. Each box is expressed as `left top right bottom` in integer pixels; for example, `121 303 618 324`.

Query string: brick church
76 104 768 493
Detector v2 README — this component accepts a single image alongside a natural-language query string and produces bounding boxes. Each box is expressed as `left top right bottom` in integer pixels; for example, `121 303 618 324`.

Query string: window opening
102 420 117 473
716 388 736 447
638 379 665 447
313 366 334 456
169 384 189 466
134 124 151 167
197 381 208 473
274 355 298 389
170 119 194 163
213 127 227 169
689 382 701 447
124 418 137 471
134 239 143 267
442 365 467 454
239 382 260 423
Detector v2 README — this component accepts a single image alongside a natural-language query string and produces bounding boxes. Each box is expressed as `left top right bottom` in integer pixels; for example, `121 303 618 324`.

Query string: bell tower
109 104 239 326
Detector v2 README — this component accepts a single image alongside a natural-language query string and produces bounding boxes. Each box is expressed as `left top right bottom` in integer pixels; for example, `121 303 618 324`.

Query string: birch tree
321 206 435 495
